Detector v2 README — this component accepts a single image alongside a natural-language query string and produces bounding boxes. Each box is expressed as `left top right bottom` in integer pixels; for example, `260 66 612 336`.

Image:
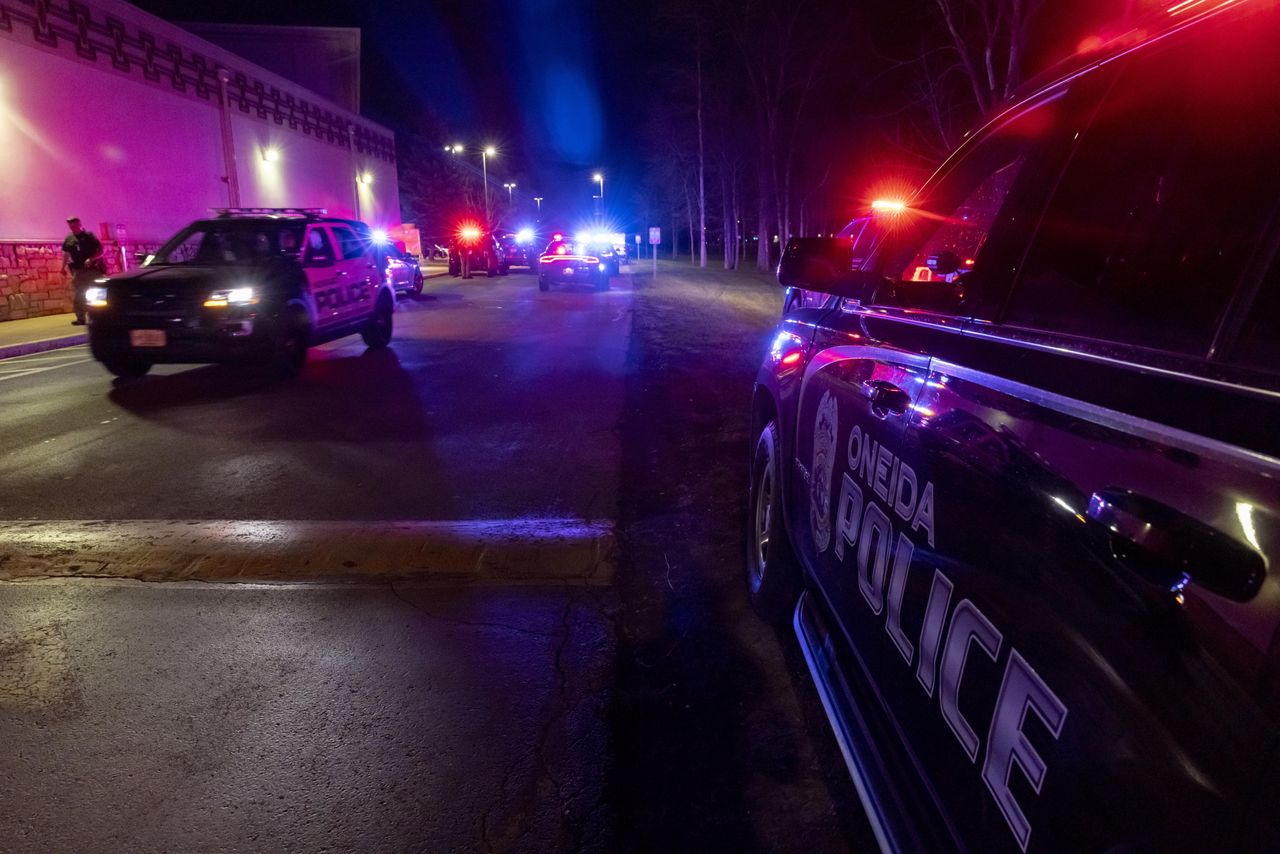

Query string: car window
1002 28 1280 356
152 225 282 265
898 157 1025 285
304 227 335 263
332 226 367 261
1231 255 1280 373
877 92 1074 312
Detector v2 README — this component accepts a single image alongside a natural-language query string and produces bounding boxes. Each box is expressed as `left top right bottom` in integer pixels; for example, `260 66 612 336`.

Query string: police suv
86 208 395 378
748 4 1279 851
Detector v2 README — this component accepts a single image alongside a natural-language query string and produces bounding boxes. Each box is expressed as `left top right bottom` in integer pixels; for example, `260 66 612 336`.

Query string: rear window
1002 20 1280 356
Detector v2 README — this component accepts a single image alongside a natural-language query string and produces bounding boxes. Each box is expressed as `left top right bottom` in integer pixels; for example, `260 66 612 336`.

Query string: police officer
61 216 104 325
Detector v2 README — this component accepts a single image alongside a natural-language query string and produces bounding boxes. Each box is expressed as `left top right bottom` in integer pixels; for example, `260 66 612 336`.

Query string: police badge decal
811 390 838 552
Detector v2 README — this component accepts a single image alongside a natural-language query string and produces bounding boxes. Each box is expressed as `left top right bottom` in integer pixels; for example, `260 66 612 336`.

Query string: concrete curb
0 333 88 361
0 518 615 584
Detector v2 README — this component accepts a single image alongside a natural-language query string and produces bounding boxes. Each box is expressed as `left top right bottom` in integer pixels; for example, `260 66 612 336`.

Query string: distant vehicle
380 243 424 297
574 231 621 276
85 208 394 379
538 233 610 292
448 226 507 278
748 3 1280 851
497 229 537 271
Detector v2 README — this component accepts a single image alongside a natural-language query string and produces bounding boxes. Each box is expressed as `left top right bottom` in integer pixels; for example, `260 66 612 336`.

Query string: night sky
129 0 1113 229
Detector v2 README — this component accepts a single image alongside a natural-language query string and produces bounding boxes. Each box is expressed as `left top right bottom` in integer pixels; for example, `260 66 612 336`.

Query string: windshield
150 221 305 265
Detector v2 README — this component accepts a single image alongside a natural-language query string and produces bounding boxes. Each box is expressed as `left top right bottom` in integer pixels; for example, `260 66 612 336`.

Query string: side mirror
777 237 885 302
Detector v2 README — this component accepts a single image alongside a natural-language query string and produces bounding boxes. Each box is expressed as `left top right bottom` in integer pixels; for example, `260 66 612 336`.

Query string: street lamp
593 172 604 201
503 182 516 203
534 196 543 216
444 143 497 223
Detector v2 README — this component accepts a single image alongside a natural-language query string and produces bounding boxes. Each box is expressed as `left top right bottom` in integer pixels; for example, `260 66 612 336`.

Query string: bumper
88 310 273 364
539 261 607 281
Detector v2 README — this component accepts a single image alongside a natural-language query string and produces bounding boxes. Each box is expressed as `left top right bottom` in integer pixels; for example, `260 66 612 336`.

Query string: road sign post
648 227 661 278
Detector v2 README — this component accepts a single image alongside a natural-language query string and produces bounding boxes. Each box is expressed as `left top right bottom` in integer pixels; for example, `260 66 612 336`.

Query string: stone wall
0 240 157 322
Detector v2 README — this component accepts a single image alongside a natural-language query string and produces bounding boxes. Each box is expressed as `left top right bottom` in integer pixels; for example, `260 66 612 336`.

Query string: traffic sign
648 227 661 245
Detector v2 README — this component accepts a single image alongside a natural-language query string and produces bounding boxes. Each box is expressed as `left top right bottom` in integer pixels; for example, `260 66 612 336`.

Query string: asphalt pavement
0 262 873 852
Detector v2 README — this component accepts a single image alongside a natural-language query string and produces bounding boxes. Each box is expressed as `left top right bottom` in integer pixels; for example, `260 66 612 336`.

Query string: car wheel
538 276 550 292
101 355 151 379
272 307 310 379
361 293 393 348
409 271 424 296
747 420 801 622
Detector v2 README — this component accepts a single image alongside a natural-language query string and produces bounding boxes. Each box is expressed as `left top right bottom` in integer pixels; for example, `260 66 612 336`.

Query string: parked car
381 243 424 297
747 4 1280 851
86 208 394 379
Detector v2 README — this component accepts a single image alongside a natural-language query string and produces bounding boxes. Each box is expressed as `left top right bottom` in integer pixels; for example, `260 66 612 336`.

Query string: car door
301 225 341 333
329 224 375 325
890 16 1280 852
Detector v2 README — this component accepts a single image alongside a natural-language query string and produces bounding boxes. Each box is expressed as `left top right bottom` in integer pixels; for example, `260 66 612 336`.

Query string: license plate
129 329 166 347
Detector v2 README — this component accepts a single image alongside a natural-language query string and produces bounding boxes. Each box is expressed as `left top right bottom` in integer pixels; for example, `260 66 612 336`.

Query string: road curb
0 333 88 361
0 519 615 584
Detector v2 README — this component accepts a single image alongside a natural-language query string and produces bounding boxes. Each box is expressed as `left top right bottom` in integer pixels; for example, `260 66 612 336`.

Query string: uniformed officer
61 217 104 325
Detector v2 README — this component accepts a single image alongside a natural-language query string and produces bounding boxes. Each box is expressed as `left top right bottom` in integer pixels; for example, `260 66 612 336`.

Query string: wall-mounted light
357 172 373 185
262 148 280 163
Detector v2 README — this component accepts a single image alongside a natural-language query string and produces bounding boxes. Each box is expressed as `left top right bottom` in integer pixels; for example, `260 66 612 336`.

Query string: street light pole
482 146 496 225
534 197 543 217
503 182 516 204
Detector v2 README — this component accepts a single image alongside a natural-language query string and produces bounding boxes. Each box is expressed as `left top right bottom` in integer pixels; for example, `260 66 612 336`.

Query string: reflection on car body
746 4 1280 851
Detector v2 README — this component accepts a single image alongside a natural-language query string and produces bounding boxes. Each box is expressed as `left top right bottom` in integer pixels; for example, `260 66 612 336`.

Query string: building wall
0 0 398 320
180 23 361 114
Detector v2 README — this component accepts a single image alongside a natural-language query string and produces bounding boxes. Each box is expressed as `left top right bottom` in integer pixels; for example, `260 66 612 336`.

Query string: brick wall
0 240 157 322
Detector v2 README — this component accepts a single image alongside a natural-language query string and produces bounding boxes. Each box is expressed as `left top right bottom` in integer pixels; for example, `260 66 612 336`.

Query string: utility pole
216 69 240 206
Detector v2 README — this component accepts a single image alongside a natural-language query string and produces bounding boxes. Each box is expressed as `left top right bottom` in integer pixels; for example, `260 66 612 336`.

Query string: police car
86 208 395 378
747 3 1280 851
537 233 611 291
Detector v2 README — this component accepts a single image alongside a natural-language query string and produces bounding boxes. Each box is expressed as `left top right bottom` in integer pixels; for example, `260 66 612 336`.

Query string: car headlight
85 286 109 307
203 286 258 307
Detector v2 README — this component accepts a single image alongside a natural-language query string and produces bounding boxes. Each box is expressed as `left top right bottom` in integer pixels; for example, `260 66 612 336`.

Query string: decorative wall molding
3 0 395 163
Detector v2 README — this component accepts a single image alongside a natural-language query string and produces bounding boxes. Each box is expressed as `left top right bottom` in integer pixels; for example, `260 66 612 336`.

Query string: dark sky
131 0 1114 230
133 0 662 226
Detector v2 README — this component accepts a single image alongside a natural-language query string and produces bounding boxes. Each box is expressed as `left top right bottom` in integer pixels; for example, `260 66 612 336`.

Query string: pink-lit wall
0 0 399 248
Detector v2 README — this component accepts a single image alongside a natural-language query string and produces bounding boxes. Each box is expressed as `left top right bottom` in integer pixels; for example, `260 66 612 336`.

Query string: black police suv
86 209 395 378
537 235 610 291
747 4 1280 852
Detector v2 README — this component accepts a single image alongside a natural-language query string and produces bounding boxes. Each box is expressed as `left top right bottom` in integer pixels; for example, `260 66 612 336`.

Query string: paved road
0 264 873 851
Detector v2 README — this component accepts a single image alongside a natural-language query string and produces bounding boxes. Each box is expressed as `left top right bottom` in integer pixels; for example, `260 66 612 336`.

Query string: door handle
861 379 911 416
1087 489 1265 601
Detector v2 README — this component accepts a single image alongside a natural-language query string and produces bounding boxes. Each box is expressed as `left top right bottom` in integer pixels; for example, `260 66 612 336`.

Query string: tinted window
1233 257 1280 373
1004 21 1280 355
152 223 293 265
305 228 335 262
879 93 1074 311
332 226 366 261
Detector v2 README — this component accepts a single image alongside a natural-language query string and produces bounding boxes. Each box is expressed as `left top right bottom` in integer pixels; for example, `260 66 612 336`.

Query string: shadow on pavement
107 346 432 444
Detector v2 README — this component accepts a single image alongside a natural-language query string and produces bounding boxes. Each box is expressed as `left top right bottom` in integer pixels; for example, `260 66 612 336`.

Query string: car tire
538 276 550 292
361 293 393 348
409 271 424 296
271 307 310 379
101 355 151 379
747 420 801 622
